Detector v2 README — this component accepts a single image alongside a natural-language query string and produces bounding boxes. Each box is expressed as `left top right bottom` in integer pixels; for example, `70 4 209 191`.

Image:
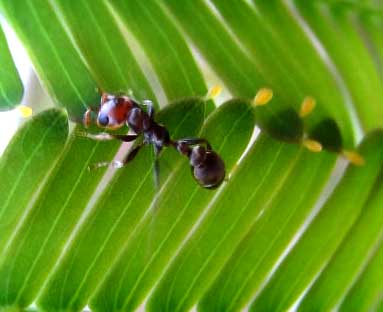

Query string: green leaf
359 12 383 72
0 132 120 308
299 178 383 311
0 24 23 110
0 1 382 311
339 241 383 312
212 0 355 145
163 0 299 140
0 0 97 117
199 149 337 312
53 0 156 104
164 0 360 148
147 134 308 312
163 0 263 97
109 0 209 101
294 0 383 132
250 130 383 312
0 109 68 252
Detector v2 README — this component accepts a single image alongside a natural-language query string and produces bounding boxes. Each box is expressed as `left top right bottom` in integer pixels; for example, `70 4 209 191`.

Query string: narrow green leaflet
250 130 383 312
339 242 383 312
110 0 208 102
90 99 255 312
0 0 97 117
37 98 207 312
53 0 156 104
0 109 67 251
299 179 383 311
147 134 305 312
0 132 120 309
0 24 23 110
359 13 383 72
199 150 336 312
294 0 383 131
164 0 263 97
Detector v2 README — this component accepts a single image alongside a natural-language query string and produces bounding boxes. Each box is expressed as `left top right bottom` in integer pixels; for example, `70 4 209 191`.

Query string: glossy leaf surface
0 1 381 311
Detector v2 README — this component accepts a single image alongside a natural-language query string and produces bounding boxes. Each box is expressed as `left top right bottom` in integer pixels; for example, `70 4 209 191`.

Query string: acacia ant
80 91 225 189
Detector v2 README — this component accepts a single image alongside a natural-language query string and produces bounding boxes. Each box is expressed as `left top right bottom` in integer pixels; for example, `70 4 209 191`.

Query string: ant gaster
81 92 225 189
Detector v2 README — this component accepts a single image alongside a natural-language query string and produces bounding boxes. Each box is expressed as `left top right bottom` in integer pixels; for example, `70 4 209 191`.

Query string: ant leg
76 131 138 142
83 106 99 128
95 86 103 95
176 138 212 150
153 145 162 188
123 144 143 163
142 100 155 119
88 143 143 170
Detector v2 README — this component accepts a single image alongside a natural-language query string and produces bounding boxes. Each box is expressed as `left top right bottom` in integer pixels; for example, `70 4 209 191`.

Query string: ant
79 91 225 189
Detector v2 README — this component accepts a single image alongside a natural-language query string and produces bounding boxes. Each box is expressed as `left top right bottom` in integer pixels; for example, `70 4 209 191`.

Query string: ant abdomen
190 147 225 189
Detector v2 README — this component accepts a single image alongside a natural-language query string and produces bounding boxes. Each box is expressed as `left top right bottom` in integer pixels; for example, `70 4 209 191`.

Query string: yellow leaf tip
303 139 322 152
343 150 365 166
17 105 33 118
299 96 316 118
206 85 223 100
253 88 273 106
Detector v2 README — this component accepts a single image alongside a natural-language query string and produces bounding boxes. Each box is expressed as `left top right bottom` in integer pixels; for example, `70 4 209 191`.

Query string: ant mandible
80 91 225 189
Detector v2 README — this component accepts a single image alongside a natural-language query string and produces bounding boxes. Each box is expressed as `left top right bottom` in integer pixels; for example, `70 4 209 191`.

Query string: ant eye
97 115 109 126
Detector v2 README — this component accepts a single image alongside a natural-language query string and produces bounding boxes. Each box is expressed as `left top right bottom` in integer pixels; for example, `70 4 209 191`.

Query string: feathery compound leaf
299 179 383 311
212 0 355 146
199 149 337 312
0 132 120 309
148 135 306 312
250 130 383 312
0 1 381 311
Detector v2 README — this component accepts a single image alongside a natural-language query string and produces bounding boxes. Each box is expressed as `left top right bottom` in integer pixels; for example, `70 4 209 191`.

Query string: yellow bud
17 105 33 118
300 96 316 118
303 139 322 152
206 85 222 100
343 150 365 166
253 88 273 106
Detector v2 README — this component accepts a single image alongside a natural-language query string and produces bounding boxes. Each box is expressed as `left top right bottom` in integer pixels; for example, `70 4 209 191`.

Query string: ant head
97 94 128 130
191 147 225 189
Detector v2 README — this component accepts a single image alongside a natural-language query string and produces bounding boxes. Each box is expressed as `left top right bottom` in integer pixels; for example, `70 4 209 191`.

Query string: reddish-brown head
97 93 135 129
